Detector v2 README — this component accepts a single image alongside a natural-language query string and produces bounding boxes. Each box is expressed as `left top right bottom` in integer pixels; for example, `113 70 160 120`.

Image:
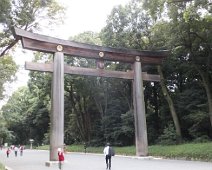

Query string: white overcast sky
1 0 131 107
50 0 130 39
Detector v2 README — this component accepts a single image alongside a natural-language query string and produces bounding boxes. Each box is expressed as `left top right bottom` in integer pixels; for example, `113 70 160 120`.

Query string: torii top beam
14 28 168 64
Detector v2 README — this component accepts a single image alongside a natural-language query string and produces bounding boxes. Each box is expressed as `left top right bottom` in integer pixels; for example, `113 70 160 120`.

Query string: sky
48 0 130 39
0 0 131 108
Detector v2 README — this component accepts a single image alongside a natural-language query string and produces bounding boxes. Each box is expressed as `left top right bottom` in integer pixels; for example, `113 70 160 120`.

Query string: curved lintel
14 27 168 64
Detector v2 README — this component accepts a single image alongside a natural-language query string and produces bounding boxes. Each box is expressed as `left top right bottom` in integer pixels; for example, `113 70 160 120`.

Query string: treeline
0 0 211 146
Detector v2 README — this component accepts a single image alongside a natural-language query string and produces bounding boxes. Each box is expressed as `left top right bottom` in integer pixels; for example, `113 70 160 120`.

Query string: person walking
58 148 65 170
6 148 10 158
20 145 24 156
14 146 18 157
103 143 115 170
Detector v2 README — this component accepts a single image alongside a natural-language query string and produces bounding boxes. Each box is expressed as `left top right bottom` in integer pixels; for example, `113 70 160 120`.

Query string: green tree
2 87 31 144
0 0 64 144
26 53 52 144
0 112 14 145
182 5 212 127
0 55 18 99
143 0 212 139
2 52 52 145
0 0 65 57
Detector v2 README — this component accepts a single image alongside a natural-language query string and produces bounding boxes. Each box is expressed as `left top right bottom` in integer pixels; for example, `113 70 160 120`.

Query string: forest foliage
0 0 211 147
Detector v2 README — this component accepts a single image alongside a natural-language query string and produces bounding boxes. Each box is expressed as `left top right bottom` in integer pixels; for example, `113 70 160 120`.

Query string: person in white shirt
103 143 114 169
14 146 18 157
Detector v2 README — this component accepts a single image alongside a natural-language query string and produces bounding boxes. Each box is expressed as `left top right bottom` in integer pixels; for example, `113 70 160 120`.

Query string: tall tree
0 111 14 145
143 0 212 137
2 52 52 145
182 4 212 126
2 87 31 144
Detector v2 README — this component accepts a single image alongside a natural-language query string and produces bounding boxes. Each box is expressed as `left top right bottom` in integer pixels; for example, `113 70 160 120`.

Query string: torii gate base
14 28 167 162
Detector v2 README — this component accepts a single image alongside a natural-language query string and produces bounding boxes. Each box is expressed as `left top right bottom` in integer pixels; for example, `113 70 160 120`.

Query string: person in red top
6 148 10 158
58 148 65 170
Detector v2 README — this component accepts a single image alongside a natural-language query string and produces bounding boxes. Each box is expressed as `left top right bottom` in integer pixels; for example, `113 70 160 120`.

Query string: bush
158 124 177 145
192 135 210 143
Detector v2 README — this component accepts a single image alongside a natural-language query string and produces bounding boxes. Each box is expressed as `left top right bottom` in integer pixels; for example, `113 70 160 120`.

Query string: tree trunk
157 66 182 142
197 68 212 127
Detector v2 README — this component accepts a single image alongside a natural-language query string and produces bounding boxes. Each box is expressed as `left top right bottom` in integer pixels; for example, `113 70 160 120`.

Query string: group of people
2 142 114 169
57 142 115 170
6 145 24 158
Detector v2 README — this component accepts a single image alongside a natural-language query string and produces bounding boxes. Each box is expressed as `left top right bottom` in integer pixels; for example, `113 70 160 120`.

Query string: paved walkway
0 149 212 170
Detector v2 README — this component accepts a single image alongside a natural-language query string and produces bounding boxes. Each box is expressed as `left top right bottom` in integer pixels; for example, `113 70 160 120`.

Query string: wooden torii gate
14 28 167 161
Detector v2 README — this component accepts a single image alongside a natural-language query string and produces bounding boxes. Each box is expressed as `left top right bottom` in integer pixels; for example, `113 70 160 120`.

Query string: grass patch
37 142 212 162
38 144 136 155
149 142 212 161
0 162 5 170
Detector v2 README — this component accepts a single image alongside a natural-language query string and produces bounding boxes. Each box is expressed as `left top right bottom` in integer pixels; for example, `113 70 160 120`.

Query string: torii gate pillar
133 57 148 156
50 52 64 161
